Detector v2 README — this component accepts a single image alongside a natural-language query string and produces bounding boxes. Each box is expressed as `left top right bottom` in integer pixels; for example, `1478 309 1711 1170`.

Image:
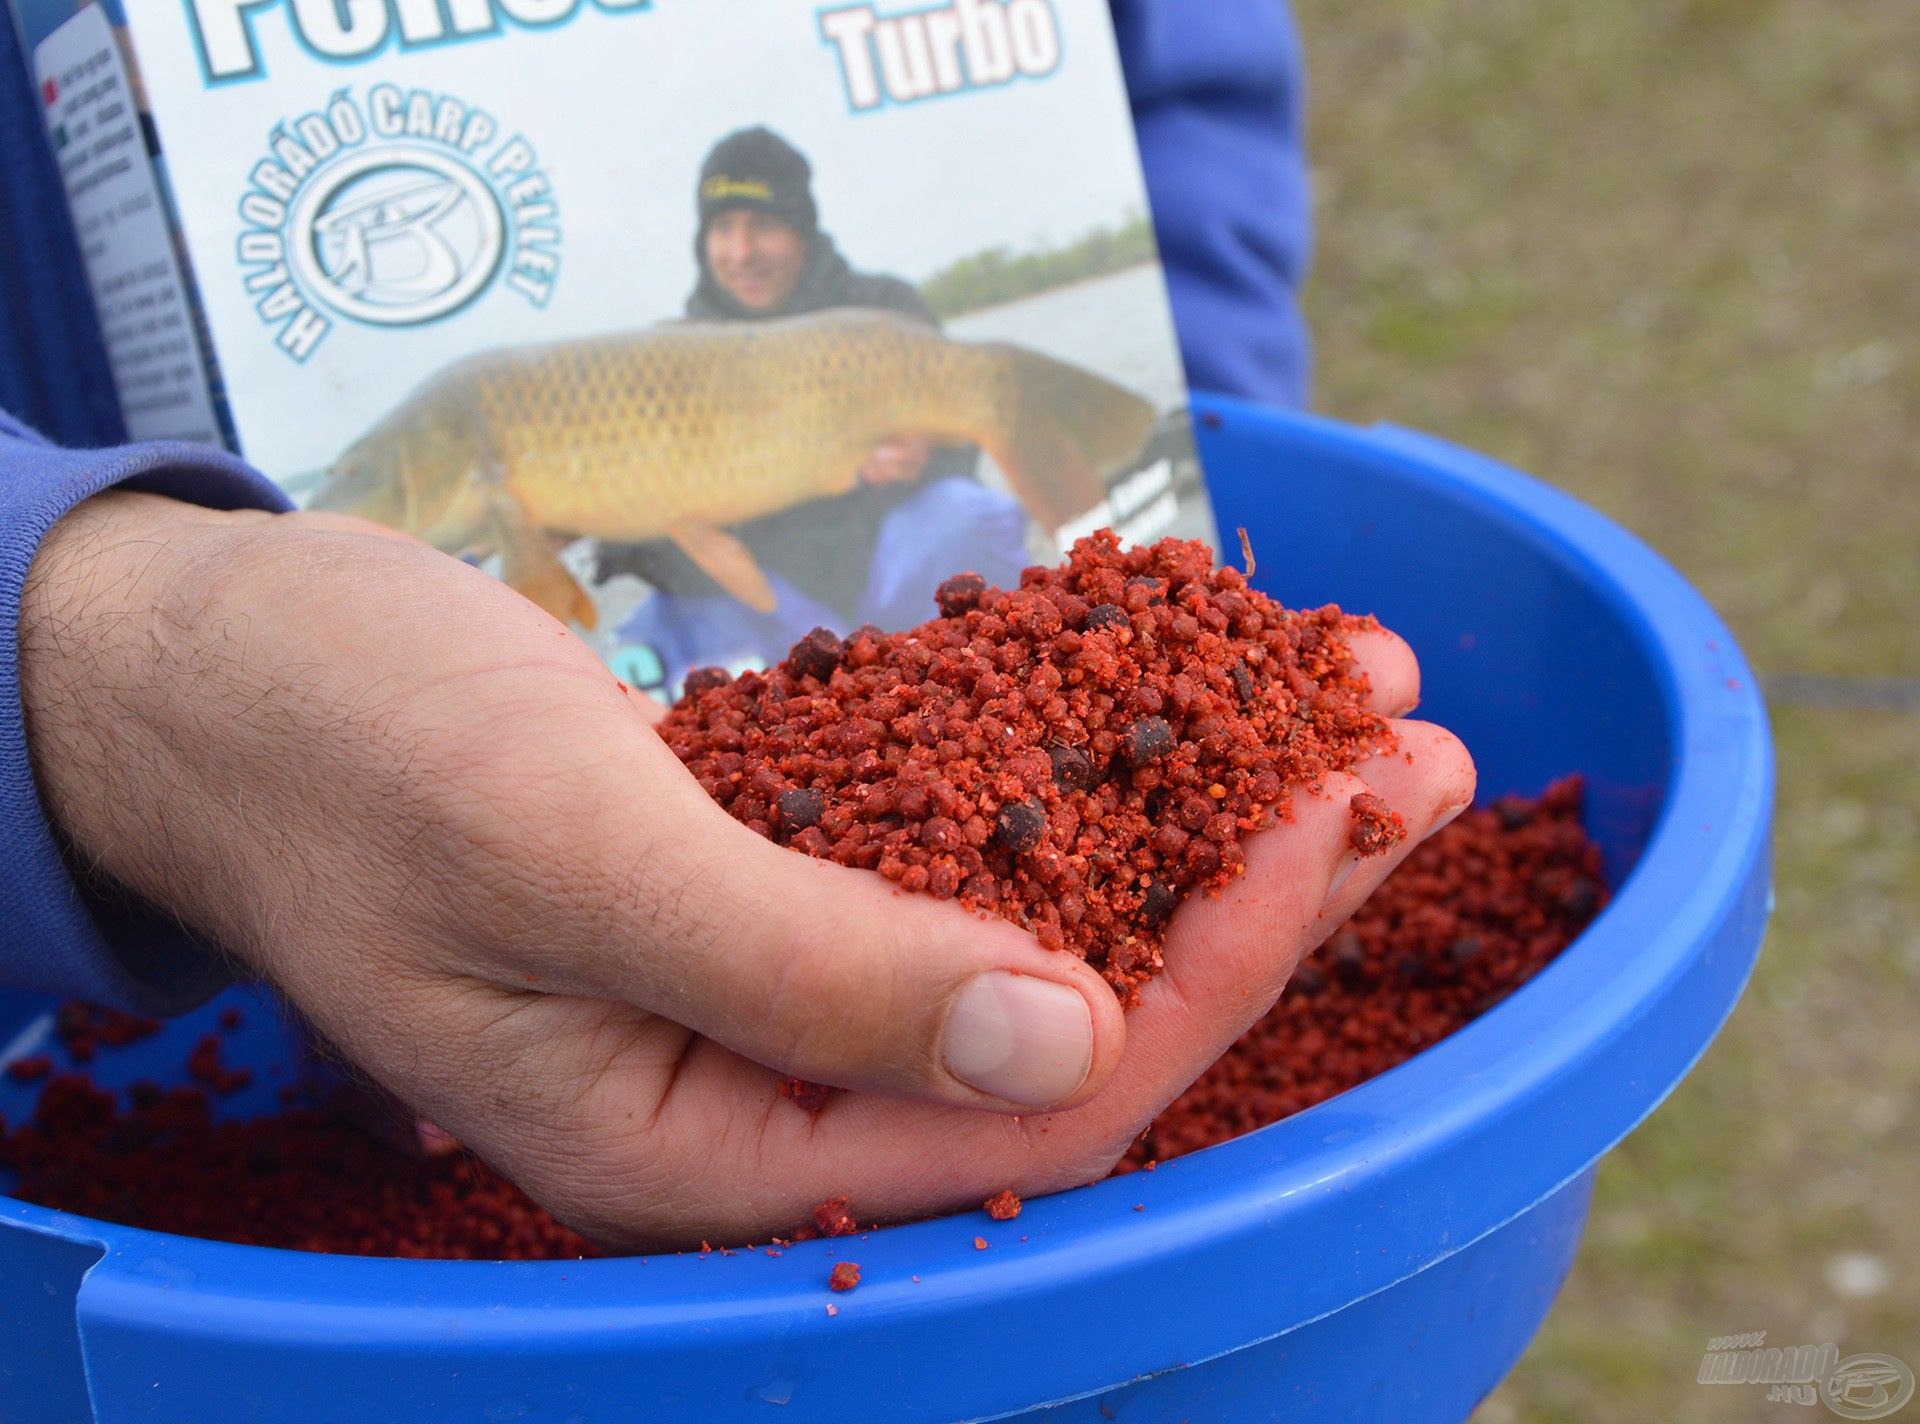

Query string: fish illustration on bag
308 309 1158 626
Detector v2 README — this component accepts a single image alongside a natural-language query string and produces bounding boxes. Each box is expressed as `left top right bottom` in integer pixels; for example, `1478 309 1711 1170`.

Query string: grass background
1290 0 1919 1417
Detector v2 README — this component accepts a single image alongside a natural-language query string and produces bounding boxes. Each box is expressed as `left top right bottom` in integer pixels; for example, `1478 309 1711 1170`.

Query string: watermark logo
1826 1355 1917 1421
1700 1333 1914 1419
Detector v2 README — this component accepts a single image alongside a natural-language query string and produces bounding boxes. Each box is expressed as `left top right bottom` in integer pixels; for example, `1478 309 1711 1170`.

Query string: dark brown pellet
1123 716 1175 767
935 572 988 618
1495 796 1533 829
1560 879 1602 920
995 799 1047 853
1048 744 1098 792
776 788 825 834
683 666 732 698
789 628 845 683
1330 931 1368 987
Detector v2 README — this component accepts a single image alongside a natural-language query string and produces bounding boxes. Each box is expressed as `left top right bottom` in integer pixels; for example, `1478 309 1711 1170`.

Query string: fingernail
941 971 1093 1109
1322 853 1359 909
1435 800 1472 832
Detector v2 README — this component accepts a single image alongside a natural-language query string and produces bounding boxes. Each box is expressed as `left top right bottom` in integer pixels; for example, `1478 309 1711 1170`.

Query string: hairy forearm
19 492 380 963
15 490 670 1003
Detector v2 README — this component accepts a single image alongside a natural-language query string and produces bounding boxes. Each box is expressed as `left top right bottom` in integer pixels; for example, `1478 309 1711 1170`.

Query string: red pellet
984 1189 1022 1221
828 1261 861 1291
811 1196 859 1238
660 533 1401 1000
778 1076 833 1114
185 1034 253 1096
1347 791 1404 856
4 1056 52 1084
52 1003 160 1065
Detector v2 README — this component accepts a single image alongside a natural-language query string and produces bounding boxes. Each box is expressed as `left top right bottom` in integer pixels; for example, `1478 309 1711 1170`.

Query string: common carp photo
310 312 1164 629
66 0 1215 697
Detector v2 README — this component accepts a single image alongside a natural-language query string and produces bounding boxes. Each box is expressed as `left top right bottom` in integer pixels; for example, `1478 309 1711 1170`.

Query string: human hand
19 492 1472 1250
856 434 934 485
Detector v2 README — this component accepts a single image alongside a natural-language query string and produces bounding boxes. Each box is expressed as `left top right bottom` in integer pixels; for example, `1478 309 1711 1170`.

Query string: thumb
573 783 1128 1114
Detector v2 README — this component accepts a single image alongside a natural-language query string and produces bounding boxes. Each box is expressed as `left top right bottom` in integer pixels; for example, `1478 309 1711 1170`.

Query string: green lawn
1293 0 1919 1416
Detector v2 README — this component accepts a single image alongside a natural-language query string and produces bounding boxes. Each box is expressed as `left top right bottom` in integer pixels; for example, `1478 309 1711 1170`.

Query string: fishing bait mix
660 531 1404 999
0 781 1600 1257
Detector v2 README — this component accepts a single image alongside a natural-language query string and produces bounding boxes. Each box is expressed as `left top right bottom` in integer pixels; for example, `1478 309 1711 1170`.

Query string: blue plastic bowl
0 397 1773 1424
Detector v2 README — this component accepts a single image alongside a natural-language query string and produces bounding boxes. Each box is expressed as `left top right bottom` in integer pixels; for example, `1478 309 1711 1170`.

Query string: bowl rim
1 398 1775 1420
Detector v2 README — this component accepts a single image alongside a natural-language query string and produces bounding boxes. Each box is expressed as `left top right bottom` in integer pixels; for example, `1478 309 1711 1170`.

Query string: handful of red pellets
661 532 1403 999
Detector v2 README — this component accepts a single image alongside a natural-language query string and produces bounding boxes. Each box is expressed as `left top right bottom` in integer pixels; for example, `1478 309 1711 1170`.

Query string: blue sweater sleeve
1111 0 1313 408
0 411 290 1013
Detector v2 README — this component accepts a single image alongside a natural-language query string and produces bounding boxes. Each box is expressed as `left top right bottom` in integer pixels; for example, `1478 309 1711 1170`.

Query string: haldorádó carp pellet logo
237 85 560 361
290 146 503 325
